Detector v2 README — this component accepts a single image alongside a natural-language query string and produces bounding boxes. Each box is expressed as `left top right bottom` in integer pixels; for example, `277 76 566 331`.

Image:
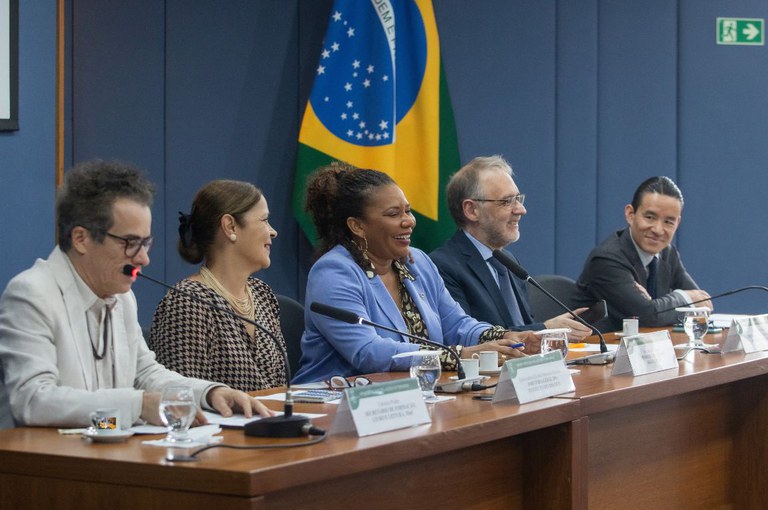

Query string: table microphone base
244 415 311 438
567 351 616 366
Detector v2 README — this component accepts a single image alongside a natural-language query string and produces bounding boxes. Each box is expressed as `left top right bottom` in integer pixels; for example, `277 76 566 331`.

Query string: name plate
611 330 678 376
493 350 575 404
331 378 431 437
722 314 768 353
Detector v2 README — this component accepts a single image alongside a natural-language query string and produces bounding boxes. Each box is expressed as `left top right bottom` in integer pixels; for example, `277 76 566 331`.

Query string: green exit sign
717 18 764 46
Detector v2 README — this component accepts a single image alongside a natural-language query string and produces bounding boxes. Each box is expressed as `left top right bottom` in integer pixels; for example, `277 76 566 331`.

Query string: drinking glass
680 307 710 347
539 328 569 361
159 386 196 443
410 351 441 402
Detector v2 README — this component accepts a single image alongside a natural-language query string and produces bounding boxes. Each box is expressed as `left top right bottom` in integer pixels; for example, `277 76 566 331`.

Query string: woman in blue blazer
293 162 539 384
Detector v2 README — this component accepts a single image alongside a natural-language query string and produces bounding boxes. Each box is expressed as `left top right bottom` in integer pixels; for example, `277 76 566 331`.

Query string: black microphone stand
124 265 319 437
491 250 614 365
309 302 467 380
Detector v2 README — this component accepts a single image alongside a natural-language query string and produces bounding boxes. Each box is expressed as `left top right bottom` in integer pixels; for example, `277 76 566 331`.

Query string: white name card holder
722 314 768 353
611 330 678 376
331 378 431 437
493 350 575 404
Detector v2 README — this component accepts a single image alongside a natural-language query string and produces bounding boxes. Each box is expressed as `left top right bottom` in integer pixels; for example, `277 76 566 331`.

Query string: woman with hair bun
150 180 286 391
293 162 539 384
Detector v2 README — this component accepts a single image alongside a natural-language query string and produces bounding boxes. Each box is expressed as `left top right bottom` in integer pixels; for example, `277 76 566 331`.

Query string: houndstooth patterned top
150 278 287 391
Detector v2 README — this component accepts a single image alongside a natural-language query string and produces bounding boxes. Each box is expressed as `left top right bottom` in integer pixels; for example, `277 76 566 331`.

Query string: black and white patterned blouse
150 278 287 391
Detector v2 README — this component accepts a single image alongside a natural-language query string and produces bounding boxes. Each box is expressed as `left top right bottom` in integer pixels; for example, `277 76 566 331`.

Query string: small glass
678 307 710 347
409 351 441 402
159 386 196 443
538 328 570 361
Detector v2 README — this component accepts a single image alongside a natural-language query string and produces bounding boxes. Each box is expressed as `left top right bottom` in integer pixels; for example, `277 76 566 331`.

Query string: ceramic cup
472 350 499 371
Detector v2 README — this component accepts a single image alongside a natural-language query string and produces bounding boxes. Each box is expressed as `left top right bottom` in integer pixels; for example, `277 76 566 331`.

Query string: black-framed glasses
471 194 526 208
325 375 371 389
105 232 154 258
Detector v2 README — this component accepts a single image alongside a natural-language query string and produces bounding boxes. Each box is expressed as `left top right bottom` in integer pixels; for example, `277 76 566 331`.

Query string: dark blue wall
4 0 768 328
0 1 57 292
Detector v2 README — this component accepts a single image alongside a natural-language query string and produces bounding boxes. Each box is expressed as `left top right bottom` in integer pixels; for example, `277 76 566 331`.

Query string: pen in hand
510 342 525 349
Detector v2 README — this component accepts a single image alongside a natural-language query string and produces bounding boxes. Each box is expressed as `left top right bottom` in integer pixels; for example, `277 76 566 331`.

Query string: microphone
640 285 768 319
309 302 487 392
491 250 614 366
123 265 322 438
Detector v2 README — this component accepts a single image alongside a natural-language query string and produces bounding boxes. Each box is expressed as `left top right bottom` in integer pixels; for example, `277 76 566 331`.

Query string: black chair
276 294 305 378
525 274 578 321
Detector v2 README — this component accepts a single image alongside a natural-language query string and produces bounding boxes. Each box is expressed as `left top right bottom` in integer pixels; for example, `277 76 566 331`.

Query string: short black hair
630 176 683 211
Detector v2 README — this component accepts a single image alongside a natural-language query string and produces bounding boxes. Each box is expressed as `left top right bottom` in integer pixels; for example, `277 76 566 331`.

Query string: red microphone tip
123 264 140 281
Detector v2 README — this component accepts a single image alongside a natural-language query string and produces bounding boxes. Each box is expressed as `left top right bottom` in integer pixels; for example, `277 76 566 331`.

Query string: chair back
276 294 305 378
525 274 578 321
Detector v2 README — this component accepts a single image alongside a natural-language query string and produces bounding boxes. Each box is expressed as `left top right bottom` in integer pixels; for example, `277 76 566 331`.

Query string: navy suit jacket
429 231 545 331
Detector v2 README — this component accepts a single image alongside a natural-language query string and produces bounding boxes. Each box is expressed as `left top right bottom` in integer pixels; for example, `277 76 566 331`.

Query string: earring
229 233 237 242
354 235 375 279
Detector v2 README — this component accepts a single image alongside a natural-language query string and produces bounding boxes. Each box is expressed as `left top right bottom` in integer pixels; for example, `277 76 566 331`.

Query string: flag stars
331 42 340 52
356 132 363 140
352 113 359 120
382 75 389 82
317 65 326 75
359 121 366 129
353 72 358 78
346 101 353 108
363 79 371 88
347 130 354 137
324 96 329 102
347 28 355 37
379 120 389 130
340 113 347 120
322 49 330 59
344 82 352 91
382 132 390 139
352 60 361 69
332 11 342 22
367 65 375 74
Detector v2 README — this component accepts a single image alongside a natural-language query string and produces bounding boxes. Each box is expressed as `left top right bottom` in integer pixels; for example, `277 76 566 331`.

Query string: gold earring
229 233 237 242
355 235 375 279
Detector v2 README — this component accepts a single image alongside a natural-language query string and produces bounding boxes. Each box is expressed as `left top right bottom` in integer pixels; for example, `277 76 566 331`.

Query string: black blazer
572 227 699 332
429 230 544 331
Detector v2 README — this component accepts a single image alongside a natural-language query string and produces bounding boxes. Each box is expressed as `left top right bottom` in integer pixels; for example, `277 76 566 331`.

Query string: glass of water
538 328 570 361
679 307 710 347
159 386 196 443
410 351 441 402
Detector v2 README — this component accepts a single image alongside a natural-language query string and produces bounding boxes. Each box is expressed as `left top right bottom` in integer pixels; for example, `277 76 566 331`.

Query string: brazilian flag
292 0 460 253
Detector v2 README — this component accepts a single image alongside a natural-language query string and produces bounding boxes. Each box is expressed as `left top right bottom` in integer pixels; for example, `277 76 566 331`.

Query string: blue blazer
429 231 544 331
292 245 492 384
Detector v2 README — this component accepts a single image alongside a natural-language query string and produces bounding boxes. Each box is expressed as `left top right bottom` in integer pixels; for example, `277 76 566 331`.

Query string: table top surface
0 327 764 497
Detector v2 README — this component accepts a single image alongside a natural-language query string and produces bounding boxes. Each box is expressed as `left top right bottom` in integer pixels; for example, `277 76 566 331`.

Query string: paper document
710 313 750 328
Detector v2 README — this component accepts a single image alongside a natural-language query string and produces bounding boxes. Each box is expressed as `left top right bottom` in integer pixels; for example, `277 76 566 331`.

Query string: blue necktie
646 257 658 299
489 258 525 327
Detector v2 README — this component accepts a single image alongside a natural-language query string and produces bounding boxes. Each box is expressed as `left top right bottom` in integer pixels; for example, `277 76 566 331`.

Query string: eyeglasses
471 194 526 208
326 375 371 389
105 232 154 258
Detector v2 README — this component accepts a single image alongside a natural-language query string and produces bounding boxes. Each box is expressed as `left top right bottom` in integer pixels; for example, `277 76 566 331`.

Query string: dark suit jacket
572 227 699 332
429 231 545 331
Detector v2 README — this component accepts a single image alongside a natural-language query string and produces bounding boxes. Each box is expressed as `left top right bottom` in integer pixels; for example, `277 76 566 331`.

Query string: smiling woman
292 162 540 384
150 180 287 392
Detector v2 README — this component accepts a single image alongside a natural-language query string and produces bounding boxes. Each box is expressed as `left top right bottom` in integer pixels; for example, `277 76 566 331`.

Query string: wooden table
0 329 766 509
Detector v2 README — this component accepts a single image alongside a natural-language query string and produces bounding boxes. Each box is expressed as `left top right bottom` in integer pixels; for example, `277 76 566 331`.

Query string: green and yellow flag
292 0 460 252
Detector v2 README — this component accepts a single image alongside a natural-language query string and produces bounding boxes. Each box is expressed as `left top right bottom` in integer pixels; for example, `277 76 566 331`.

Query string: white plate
479 367 501 375
82 429 135 443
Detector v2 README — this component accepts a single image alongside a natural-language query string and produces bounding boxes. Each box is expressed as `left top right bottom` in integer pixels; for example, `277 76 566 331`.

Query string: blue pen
511 342 525 349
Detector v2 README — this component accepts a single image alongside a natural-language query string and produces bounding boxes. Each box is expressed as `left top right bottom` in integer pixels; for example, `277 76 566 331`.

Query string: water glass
678 307 710 347
159 386 196 443
410 351 441 401
539 328 570 361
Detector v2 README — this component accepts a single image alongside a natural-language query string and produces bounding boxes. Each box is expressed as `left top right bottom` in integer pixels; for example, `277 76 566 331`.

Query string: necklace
199 266 254 320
